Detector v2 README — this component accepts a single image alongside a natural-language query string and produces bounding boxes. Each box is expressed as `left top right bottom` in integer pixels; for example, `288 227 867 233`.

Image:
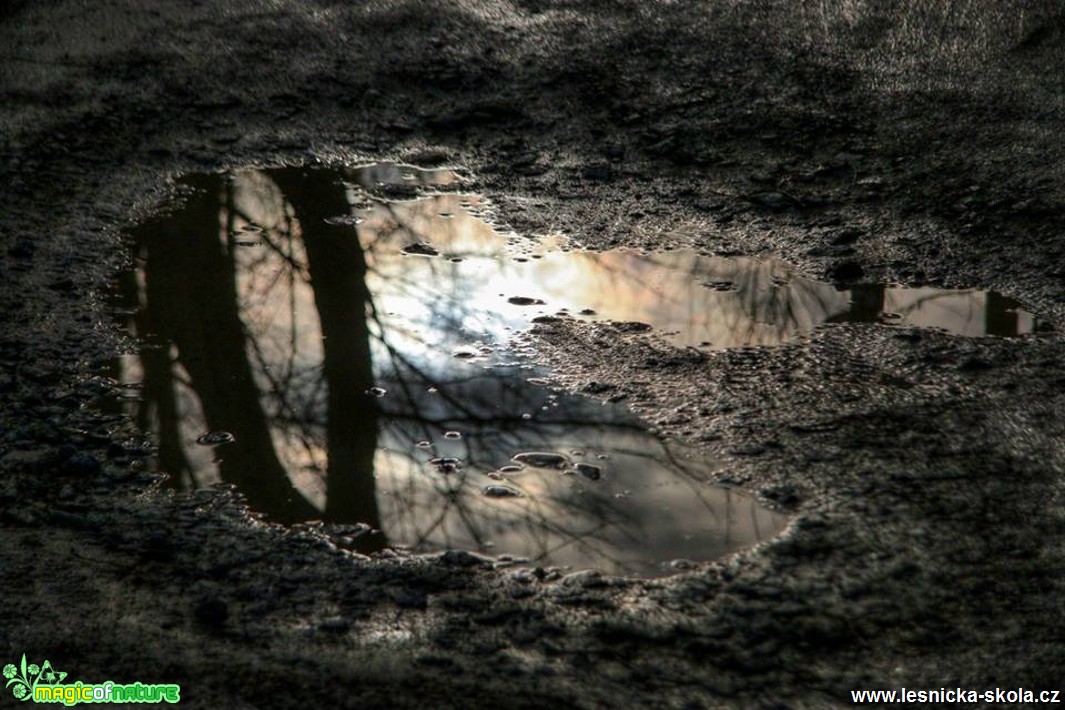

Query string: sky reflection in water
113 164 1037 576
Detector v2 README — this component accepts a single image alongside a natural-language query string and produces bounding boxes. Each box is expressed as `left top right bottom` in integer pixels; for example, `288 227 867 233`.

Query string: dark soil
2 1 1064 707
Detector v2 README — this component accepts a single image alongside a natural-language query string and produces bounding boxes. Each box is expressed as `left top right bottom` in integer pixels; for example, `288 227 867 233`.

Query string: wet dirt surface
2 1 1065 708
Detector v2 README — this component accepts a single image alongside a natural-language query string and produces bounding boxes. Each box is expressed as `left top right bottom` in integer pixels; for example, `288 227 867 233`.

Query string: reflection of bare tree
114 270 192 487
830 284 1028 336
119 167 787 576
366 365 749 574
837 283 886 324
592 251 850 347
269 169 385 546
118 164 1039 573
984 291 1018 335
128 175 318 523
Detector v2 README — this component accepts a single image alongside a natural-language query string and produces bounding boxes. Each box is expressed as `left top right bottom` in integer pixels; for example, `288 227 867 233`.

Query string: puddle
108 164 1041 576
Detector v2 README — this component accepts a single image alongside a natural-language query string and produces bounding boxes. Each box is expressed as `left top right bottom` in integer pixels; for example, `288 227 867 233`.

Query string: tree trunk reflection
133 175 318 522
270 170 386 545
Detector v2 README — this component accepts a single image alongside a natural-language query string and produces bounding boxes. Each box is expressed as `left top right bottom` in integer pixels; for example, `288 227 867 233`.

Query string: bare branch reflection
111 164 1035 575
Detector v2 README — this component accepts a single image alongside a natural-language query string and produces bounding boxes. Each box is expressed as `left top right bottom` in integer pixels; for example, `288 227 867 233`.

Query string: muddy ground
2 1 1064 707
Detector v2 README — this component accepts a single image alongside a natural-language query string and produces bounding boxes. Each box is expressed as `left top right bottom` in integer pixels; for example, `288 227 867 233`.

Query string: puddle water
109 164 1042 577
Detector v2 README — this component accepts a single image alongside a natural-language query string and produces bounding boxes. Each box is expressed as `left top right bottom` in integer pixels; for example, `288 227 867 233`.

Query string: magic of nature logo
4 655 179 705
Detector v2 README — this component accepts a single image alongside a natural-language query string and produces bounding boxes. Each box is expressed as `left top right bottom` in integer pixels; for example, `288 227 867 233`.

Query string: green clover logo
4 655 67 702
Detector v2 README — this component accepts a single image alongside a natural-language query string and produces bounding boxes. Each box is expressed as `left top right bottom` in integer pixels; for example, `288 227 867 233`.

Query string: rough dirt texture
2 1 1064 707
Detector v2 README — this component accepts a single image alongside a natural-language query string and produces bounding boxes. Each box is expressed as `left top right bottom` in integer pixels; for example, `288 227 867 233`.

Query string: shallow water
110 163 1040 576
